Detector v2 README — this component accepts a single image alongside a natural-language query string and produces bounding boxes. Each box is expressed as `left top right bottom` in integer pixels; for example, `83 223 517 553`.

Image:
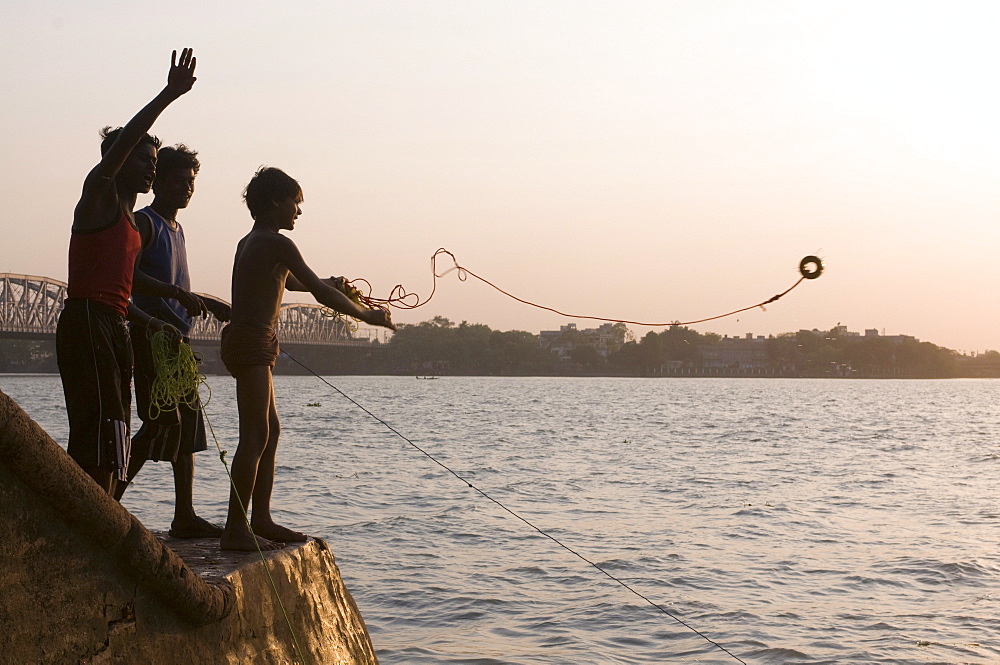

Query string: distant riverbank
3 319 999 378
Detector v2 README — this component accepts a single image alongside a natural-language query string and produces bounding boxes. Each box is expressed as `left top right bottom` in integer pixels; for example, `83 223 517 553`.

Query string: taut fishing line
149 332 310 660
281 350 750 665
335 248 823 328
199 404 309 665
292 250 825 659
225 250 822 660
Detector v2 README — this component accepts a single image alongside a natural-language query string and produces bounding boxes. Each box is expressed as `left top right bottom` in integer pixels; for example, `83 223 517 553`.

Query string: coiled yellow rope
149 328 210 419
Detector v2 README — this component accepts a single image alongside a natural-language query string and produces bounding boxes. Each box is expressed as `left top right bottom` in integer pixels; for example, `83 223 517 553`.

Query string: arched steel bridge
0 273 389 346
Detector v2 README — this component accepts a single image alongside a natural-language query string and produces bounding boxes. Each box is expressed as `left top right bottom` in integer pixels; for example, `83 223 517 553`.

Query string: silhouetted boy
219 167 395 551
115 144 231 538
57 49 197 494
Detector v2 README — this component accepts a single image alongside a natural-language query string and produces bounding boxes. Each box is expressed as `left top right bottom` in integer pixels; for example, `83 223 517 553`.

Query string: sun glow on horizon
1 1 998 351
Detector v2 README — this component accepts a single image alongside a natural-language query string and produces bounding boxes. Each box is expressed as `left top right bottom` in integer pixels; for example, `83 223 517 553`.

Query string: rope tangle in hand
149 328 209 419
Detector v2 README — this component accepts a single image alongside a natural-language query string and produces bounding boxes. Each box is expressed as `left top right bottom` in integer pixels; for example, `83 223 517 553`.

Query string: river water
2 375 998 664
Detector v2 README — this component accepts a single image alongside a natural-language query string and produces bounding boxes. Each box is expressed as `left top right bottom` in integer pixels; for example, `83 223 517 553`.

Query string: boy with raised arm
220 167 395 551
57 49 196 494
114 145 231 539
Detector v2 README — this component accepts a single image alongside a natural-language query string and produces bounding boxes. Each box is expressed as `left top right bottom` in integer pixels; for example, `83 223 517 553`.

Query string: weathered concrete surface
131 535 381 665
0 391 232 626
0 389 379 665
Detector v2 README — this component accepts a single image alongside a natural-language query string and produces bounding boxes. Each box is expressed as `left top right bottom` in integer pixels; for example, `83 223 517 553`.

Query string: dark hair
99 126 161 156
242 167 302 219
155 144 201 182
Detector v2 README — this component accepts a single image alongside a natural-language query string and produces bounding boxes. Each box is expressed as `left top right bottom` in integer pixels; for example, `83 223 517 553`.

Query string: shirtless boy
220 166 395 551
57 49 196 494
115 144 231 539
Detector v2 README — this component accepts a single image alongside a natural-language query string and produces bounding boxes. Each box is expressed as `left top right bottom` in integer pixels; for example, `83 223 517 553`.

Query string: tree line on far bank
366 317 998 378
2 318 999 378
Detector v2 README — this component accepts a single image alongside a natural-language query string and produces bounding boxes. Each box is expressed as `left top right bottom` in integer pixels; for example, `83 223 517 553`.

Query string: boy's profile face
273 195 303 231
154 168 196 210
119 143 158 194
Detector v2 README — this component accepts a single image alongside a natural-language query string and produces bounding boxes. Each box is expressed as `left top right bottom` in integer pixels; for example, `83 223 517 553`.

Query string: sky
1 1 998 352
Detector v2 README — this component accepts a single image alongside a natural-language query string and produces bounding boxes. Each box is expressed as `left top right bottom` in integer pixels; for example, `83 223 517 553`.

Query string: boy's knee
240 422 271 450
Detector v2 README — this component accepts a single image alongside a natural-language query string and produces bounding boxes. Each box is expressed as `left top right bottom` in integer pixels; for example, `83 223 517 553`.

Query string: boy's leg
248 388 308 543
169 452 223 537
116 324 161 501
168 393 222 537
57 300 132 497
82 467 116 494
113 437 150 501
220 365 284 551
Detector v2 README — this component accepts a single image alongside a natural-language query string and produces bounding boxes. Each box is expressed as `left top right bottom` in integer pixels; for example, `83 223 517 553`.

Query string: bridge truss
0 274 383 345
0 274 68 339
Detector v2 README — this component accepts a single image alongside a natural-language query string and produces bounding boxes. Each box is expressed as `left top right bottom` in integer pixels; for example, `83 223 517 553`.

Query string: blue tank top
132 206 193 334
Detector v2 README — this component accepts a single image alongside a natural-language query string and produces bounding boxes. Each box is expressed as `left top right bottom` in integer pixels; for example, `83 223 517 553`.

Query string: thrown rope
343 248 822 328
282 349 749 665
149 328 211 419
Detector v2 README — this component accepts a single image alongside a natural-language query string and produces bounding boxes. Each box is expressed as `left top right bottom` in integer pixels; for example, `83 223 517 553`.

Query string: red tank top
67 211 142 316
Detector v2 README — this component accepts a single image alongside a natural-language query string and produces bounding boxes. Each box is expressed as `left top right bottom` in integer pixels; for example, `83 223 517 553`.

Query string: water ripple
3 375 999 664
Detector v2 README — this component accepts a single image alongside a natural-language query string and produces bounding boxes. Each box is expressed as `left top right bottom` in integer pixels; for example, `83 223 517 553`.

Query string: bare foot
170 515 224 539
220 527 285 552
251 521 309 543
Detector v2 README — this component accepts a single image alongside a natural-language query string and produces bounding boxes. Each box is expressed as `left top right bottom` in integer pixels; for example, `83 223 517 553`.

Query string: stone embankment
0 389 378 665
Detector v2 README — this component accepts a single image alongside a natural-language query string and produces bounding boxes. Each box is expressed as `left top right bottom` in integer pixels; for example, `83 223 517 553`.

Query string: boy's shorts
220 323 280 376
130 326 208 462
56 298 133 479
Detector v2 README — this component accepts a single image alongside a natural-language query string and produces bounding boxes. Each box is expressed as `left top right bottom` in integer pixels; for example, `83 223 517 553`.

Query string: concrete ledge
0 389 379 664
0 389 233 626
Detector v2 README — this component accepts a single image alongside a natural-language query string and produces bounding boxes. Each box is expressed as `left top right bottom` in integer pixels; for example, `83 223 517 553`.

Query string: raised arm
276 238 395 330
75 49 198 229
92 49 197 182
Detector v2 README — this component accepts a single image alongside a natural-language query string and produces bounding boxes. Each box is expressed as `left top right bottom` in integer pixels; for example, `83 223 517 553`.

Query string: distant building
830 325 860 338
539 322 628 359
700 333 770 369
800 326 918 344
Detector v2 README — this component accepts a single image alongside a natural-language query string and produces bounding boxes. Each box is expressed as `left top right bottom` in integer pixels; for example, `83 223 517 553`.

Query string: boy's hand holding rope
148 325 210 420
320 277 394 330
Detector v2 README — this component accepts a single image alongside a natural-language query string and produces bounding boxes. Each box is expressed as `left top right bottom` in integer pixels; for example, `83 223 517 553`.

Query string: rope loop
149 327 210 419
343 248 820 329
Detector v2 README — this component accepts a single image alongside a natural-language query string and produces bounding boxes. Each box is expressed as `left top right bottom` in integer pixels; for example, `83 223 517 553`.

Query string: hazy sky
2 2 998 351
